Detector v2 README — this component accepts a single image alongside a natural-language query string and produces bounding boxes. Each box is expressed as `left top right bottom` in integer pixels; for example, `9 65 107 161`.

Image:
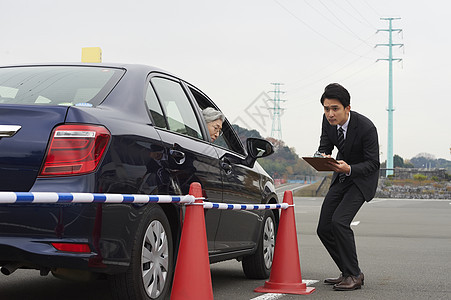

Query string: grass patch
293 181 321 197
294 175 331 197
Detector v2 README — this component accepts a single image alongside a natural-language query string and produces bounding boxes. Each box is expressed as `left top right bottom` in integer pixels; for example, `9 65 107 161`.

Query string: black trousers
317 177 365 277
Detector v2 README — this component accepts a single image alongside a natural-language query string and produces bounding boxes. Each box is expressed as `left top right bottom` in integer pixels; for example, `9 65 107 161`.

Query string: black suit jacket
318 111 380 201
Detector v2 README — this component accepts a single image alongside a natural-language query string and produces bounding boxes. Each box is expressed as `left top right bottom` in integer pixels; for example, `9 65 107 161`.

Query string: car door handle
170 149 186 164
220 159 233 174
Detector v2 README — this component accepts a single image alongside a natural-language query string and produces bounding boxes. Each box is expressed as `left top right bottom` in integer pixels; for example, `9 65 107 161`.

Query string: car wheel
109 205 174 300
242 210 276 279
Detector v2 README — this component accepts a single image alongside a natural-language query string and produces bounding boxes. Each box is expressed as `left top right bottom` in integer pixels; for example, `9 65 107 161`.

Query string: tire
242 210 276 279
109 205 174 300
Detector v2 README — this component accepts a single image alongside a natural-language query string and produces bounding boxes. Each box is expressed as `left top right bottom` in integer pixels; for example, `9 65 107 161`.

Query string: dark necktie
337 127 346 182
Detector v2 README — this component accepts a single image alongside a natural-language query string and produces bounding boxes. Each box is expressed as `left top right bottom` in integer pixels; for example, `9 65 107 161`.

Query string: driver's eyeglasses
213 125 223 136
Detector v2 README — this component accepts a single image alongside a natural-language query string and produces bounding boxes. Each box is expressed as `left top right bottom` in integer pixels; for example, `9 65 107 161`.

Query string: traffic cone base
255 281 315 295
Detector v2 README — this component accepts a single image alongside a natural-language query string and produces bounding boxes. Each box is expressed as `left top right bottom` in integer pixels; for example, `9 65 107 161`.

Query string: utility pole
268 83 286 141
376 17 403 176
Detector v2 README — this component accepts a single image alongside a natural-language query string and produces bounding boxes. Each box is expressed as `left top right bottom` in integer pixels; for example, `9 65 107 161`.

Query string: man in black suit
316 83 380 291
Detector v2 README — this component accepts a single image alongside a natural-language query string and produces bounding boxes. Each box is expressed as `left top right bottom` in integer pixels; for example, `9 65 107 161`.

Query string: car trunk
0 105 69 192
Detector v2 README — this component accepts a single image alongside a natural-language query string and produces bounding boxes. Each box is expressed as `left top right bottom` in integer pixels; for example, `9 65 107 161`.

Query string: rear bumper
0 175 180 275
0 236 129 274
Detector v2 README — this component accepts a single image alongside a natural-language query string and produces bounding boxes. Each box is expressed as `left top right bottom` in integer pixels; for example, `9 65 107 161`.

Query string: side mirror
245 138 274 167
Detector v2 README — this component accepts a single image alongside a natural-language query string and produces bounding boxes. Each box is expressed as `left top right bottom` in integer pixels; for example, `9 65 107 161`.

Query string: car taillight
39 124 110 177
51 242 91 253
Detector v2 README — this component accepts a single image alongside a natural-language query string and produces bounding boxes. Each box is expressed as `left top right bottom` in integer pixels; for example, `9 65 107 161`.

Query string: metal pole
387 18 394 176
376 17 403 177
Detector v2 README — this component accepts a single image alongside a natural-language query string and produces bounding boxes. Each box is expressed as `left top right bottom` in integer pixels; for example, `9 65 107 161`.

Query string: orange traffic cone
171 182 213 300
254 190 315 295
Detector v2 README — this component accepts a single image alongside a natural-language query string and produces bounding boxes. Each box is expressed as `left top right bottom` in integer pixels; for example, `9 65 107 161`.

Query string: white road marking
371 198 449 203
351 221 360 226
250 293 284 300
250 280 319 300
303 279 320 286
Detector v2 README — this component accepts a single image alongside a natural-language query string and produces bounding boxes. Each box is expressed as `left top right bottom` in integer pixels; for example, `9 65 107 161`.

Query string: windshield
0 66 124 107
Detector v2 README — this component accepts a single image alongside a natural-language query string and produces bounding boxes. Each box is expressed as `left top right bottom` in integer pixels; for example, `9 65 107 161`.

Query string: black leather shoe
333 273 364 291
324 274 344 285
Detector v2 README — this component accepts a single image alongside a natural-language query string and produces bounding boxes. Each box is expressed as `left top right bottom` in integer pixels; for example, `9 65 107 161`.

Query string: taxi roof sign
81 47 102 63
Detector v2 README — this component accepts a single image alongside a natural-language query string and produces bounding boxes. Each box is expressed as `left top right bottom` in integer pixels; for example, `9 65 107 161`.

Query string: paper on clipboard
302 157 338 171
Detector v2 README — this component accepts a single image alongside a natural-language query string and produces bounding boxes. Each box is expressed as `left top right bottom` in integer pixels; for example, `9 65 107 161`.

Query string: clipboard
302 157 338 171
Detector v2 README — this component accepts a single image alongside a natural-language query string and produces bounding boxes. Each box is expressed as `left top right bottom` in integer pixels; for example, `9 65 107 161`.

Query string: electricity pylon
268 83 286 140
376 17 403 176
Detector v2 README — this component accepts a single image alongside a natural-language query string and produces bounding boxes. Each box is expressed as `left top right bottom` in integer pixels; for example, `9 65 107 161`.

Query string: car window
212 120 246 156
145 83 167 129
0 66 124 106
151 77 202 139
187 86 246 156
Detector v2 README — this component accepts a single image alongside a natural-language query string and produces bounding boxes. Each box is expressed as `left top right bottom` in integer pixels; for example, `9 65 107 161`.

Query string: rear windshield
0 66 125 107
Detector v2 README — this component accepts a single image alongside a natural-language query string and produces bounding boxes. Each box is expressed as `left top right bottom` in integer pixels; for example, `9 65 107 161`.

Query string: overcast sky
2 0 450 161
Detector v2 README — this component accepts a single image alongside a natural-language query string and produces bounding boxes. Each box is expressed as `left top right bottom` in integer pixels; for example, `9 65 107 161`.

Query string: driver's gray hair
202 107 225 123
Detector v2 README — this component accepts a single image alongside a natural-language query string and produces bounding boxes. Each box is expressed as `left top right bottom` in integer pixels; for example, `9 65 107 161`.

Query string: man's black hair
320 83 351 107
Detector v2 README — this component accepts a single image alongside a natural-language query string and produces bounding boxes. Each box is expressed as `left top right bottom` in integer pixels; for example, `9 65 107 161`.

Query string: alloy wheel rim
141 220 169 298
263 216 275 269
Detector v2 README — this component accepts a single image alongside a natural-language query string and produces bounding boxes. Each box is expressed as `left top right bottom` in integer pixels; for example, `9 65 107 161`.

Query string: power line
304 0 356 38
288 60 379 109
342 0 378 29
316 0 387 56
286 47 377 92
316 0 375 49
361 0 382 17
271 0 385 90
272 0 374 59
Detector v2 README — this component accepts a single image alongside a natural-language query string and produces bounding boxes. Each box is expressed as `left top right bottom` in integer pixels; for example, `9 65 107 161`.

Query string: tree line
382 153 451 173
233 125 317 179
233 124 451 179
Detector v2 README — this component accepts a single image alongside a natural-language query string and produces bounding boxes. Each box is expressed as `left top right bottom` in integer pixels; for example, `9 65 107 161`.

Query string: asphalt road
1 184 450 300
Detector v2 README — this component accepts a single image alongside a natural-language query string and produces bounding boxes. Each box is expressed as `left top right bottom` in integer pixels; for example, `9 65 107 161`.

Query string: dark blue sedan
0 63 278 300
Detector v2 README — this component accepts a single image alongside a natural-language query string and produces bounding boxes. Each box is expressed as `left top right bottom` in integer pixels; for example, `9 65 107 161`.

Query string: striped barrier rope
0 192 195 204
0 192 290 210
200 202 290 210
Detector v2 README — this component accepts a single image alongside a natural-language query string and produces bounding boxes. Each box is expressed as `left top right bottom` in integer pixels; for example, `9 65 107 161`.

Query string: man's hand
327 160 351 174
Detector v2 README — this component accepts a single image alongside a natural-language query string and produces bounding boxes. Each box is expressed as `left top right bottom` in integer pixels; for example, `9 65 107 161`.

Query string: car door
210 120 264 252
185 85 263 252
145 74 222 251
